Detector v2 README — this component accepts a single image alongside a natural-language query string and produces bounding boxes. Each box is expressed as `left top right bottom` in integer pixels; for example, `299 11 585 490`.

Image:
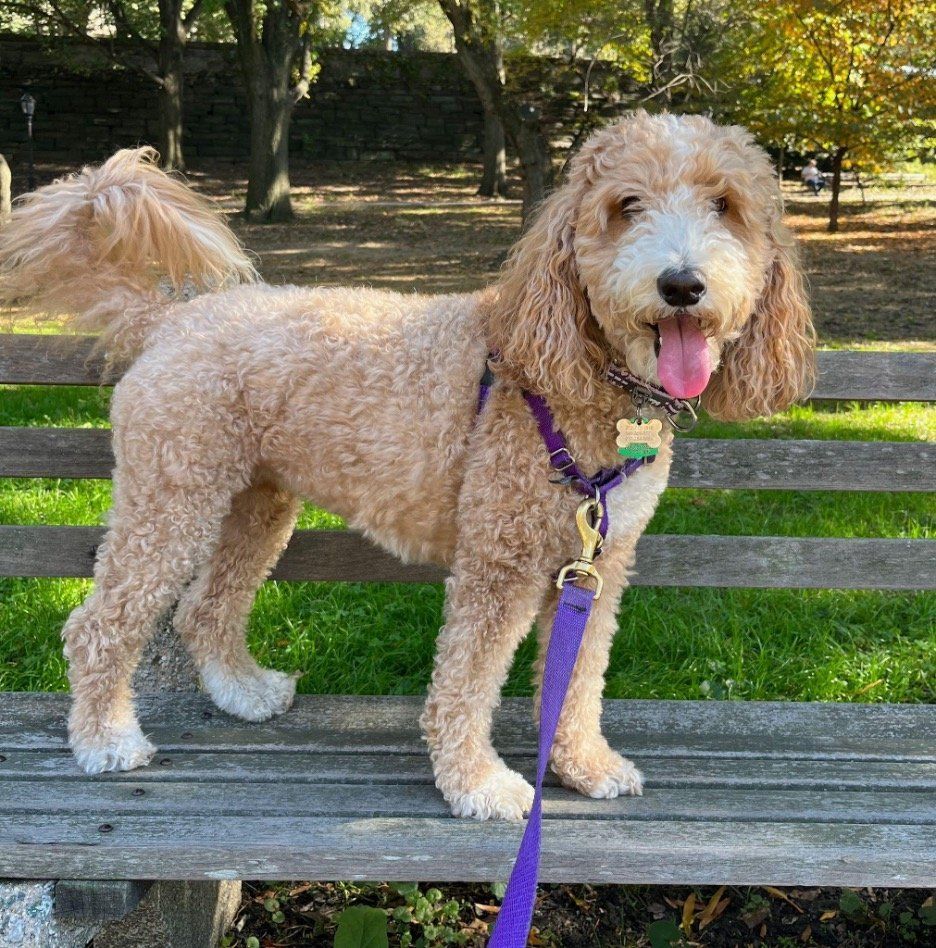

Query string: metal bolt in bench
1 334 934 946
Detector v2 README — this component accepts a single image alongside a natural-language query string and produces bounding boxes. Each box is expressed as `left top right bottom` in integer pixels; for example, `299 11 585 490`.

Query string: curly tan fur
0 114 812 819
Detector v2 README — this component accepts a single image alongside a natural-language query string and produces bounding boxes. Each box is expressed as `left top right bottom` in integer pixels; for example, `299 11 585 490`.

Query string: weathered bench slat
3 725 931 761
3 426 932 492
3 751 935 791
2 334 935 401
3 695 933 761
5 694 933 742
0 525 931 589
3 780 933 826
2 813 932 886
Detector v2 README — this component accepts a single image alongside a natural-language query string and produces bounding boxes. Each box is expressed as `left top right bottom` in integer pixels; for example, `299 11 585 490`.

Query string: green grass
1 383 933 702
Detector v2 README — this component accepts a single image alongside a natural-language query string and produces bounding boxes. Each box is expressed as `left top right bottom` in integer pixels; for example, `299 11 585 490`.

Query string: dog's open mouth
653 311 712 399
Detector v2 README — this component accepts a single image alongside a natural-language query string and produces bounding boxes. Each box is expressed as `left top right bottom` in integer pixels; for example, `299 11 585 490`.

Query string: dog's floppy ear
703 220 815 421
485 182 604 402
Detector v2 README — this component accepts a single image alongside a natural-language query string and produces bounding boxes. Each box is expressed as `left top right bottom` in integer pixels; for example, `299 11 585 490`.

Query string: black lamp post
20 90 36 191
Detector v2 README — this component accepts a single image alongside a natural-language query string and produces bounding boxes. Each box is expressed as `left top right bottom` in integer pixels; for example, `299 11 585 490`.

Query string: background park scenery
1 1 934 946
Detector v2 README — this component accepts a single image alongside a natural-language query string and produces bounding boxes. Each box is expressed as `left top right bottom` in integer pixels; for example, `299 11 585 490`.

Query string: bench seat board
2 427 933 493
0 695 933 885
1 526 933 589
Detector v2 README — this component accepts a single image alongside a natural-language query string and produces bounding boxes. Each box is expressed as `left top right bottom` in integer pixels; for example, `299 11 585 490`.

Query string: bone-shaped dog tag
616 418 662 459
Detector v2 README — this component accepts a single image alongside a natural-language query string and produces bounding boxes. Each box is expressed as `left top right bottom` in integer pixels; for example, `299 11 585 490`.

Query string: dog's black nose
657 269 706 308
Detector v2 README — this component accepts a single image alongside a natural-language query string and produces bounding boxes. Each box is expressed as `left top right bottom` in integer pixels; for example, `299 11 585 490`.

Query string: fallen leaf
288 884 312 898
682 893 697 933
801 924 812 942
664 897 682 910
474 904 501 915
852 679 884 697
698 886 727 929
700 899 730 931
819 910 838 922
648 902 667 920
528 928 543 945
763 886 804 914
791 889 821 902
759 923 767 937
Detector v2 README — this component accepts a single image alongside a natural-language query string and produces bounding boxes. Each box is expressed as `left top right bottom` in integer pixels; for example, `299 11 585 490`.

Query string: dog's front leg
421 558 548 821
534 542 644 799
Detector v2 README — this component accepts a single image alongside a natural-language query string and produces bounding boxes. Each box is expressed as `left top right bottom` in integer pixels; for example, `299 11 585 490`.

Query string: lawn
1 161 933 704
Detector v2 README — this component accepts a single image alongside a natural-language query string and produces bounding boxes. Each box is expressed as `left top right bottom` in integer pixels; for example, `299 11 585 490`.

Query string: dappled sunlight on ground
17 159 935 344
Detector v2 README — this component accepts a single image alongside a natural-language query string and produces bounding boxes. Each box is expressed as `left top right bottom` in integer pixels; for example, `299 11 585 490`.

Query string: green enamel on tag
617 443 659 459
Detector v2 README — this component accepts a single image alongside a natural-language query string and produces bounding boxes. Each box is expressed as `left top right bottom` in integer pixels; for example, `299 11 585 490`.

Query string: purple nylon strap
522 390 646 536
488 582 596 947
475 363 645 947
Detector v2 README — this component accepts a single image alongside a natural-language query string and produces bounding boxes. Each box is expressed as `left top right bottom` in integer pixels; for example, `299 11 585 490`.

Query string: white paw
71 727 157 775
446 767 535 821
201 662 299 722
553 748 644 799
587 756 644 799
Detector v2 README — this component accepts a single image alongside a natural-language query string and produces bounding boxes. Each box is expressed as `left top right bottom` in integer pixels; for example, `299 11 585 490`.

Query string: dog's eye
620 196 642 216
713 196 729 214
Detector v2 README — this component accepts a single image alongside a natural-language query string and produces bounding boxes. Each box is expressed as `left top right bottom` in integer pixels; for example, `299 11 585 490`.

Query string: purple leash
488 582 597 947
476 363 645 947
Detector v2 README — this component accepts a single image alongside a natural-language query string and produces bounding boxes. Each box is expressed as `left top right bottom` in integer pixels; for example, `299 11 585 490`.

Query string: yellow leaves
698 886 730 930
671 888 732 937
763 885 804 914
681 892 697 934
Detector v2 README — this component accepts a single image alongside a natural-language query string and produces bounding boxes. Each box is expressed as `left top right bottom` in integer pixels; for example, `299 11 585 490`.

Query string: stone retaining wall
0 36 631 174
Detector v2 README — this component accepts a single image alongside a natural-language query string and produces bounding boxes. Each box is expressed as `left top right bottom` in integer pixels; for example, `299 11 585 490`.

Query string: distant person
801 159 825 196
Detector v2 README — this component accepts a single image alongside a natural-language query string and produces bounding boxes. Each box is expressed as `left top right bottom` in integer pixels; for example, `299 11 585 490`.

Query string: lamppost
20 90 36 191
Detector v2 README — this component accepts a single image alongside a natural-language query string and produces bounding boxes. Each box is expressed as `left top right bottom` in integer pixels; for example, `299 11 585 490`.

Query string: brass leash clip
555 497 604 599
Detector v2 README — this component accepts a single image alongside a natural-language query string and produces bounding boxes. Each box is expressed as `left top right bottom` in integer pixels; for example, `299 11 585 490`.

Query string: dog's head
488 111 815 419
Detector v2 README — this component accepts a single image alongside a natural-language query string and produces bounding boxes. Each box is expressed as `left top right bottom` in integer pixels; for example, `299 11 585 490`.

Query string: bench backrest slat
0 426 932 492
2 335 935 402
0 525 930 590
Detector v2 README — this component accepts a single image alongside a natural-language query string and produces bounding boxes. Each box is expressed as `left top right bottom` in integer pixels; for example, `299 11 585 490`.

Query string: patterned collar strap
606 363 699 432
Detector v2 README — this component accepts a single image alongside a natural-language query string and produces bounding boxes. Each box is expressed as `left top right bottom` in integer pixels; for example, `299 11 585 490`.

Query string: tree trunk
515 104 552 223
226 0 305 223
157 0 187 171
776 144 786 182
157 72 185 170
828 145 846 233
439 0 550 225
245 73 294 222
479 106 507 197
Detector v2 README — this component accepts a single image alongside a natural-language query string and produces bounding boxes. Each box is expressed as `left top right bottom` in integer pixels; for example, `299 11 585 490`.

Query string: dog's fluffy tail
0 147 256 363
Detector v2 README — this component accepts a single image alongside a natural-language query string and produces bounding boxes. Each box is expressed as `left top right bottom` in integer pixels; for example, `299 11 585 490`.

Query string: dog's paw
552 746 644 799
71 727 157 775
446 766 535 821
201 662 299 722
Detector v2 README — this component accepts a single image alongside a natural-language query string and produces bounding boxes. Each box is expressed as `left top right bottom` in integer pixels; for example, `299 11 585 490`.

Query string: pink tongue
656 313 712 398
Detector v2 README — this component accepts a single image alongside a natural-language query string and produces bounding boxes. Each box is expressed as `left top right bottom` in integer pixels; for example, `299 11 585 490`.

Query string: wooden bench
1 334 934 945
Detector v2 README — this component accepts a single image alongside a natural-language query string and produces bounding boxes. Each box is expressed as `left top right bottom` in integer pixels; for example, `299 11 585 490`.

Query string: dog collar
605 364 700 432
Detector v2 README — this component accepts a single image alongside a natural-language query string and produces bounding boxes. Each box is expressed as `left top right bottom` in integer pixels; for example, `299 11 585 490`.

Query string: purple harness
476 362 645 947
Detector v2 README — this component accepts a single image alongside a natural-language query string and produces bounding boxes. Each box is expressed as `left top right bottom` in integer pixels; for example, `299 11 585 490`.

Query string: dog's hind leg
63 475 246 774
174 479 302 722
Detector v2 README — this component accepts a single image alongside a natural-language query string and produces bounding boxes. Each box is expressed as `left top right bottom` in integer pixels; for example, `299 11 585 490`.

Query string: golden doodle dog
0 112 813 820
